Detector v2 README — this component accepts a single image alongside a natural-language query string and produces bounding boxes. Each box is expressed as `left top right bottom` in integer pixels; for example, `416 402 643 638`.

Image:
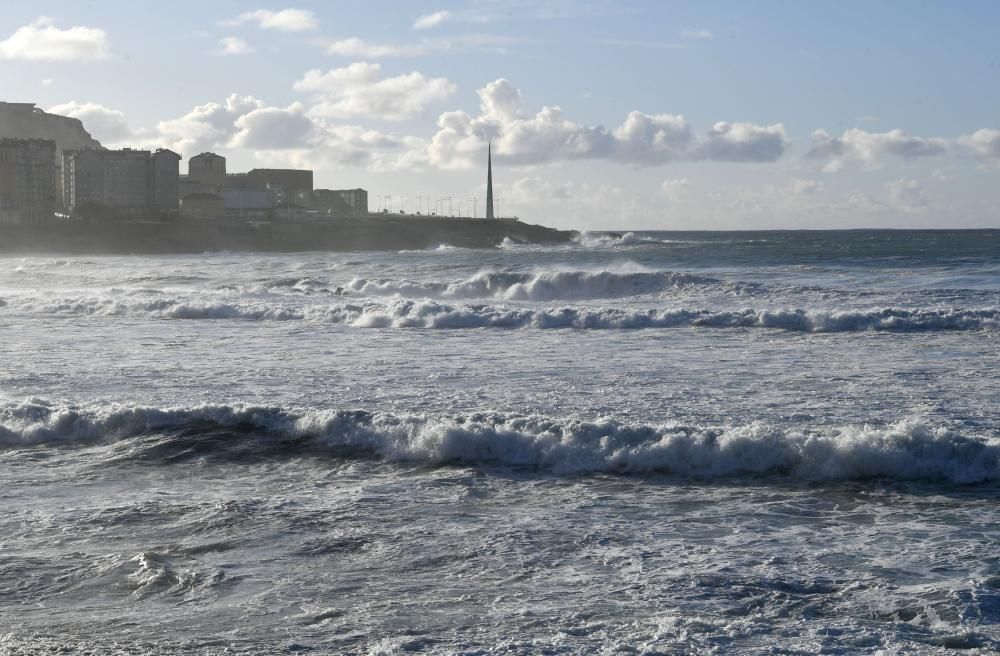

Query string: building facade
247 168 313 207
149 149 181 212
0 138 56 224
63 148 180 217
312 188 368 216
222 187 274 220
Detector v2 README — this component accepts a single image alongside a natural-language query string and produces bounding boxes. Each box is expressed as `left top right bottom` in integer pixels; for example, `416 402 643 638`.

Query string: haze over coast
0 100 574 253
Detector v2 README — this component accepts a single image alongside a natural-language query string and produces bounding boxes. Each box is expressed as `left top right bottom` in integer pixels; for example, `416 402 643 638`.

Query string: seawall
0 216 576 254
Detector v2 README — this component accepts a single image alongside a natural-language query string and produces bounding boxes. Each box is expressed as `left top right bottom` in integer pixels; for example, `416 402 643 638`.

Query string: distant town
0 101 573 253
0 101 514 226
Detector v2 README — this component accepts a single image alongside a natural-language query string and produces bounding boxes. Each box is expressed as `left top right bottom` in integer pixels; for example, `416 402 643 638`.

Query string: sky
1 0 999 230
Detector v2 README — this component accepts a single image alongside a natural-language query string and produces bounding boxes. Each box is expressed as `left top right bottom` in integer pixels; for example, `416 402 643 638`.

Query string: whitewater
2 229 999 654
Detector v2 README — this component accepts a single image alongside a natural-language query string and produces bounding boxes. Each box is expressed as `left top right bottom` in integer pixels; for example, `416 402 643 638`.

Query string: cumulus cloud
47 101 131 143
127 93 418 169
959 128 1000 159
413 10 452 30
697 121 787 162
293 62 456 121
807 127 948 171
230 103 315 149
155 94 266 153
0 17 109 61
218 37 254 56
427 78 787 169
887 177 929 211
225 8 318 31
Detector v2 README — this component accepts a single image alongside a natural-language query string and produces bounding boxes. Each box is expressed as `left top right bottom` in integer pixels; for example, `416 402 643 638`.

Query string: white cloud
325 34 526 58
726 178 828 216
218 37 254 56
412 4 614 31
697 121 788 162
807 127 948 171
0 17 109 61
41 78 53 86
155 94 266 153
887 177 929 211
413 10 452 30
427 78 787 168
788 178 823 195
294 62 456 121
959 128 1000 159
681 28 714 39
230 103 315 149
225 8 318 32
501 176 573 204
325 38 426 58
47 101 131 143
660 177 691 199
145 93 418 169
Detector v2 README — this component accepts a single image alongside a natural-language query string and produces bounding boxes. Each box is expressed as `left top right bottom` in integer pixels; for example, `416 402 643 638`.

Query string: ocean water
1 229 999 655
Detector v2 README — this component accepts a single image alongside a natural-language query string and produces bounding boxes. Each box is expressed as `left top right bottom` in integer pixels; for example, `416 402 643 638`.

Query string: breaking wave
4 296 999 332
2 400 998 483
573 231 665 248
345 269 759 300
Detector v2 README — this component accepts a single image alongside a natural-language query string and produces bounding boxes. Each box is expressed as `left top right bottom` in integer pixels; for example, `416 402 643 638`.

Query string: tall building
0 138 56 224
188 152 226 189
149 149 181 211
486 142 495 220
63 147 180 216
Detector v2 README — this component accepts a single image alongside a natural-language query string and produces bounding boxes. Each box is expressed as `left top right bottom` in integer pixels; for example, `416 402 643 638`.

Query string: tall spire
486 141 495 220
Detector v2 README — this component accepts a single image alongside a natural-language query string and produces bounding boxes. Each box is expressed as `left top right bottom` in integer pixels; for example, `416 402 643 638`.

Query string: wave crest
2 401 997 483
4 297 999 331
345 269 747 301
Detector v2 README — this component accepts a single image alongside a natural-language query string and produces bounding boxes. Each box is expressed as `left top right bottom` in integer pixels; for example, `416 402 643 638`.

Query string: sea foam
345 269 753 301
5 296 999 332
2 400 998 483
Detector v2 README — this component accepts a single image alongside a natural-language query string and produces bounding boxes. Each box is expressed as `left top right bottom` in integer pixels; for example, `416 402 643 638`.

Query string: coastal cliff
0 102 103 154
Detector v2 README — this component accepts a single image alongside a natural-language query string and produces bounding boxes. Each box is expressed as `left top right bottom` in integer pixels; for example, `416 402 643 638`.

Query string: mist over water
2 229 1000 654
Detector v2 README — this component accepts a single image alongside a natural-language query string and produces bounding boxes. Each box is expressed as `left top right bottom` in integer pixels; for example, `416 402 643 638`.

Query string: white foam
2 400 997 483
345 269 736 301
573 231 662 248
4 294 998 331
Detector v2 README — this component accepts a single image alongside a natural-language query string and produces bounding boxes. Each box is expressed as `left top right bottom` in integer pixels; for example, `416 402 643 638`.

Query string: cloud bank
427 79 788 168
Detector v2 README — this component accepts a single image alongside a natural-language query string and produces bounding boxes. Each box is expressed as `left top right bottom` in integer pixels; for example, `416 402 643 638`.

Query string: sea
1 229 999 655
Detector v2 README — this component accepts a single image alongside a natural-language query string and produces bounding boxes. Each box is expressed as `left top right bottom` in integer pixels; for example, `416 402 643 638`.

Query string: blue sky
2 1 999 228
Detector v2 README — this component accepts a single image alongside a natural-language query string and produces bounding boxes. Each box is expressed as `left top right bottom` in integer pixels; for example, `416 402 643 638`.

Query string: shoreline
0 215 577 255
